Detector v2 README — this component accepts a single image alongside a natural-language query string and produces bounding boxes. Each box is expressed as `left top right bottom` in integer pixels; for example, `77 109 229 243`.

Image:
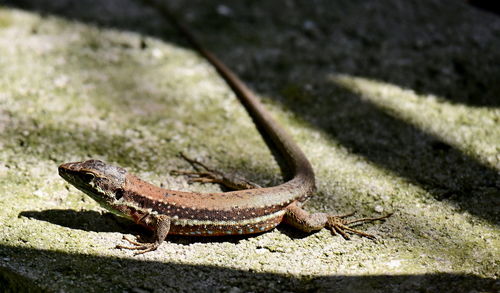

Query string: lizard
58 1 392 254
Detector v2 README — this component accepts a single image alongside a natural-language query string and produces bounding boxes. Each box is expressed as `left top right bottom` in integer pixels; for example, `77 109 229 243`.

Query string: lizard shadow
18 209 255 245
19 209 137 234
18 209 315 245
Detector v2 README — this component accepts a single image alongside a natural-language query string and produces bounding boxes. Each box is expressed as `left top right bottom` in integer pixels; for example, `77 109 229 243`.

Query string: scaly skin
58 1 392 254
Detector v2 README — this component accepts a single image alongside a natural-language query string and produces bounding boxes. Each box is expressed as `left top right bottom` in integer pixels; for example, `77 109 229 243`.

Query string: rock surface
0 0 498 292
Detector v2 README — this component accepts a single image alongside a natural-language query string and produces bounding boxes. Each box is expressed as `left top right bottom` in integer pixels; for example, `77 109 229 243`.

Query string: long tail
141 0 316 193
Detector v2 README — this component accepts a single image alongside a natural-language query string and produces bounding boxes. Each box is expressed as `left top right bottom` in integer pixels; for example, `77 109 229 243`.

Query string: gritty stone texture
0 0 498 292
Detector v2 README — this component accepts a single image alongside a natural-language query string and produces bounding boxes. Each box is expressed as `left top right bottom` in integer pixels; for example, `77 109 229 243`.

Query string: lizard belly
168 210 285 236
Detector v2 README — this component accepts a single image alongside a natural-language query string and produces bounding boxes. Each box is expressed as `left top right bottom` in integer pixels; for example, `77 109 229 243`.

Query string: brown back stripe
122 188 291 221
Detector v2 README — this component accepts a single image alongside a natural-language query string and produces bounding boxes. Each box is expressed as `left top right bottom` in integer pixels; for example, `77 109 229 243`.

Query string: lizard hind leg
171 152 261 190
284 202 392 240
326 212 393 240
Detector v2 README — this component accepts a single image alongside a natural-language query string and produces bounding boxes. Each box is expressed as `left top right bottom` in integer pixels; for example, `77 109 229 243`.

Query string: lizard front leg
284 202 392 239
116 214 171 255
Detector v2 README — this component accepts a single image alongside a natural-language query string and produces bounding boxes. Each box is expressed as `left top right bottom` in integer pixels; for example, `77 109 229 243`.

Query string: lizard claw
326 212 392 240
116 236 161 255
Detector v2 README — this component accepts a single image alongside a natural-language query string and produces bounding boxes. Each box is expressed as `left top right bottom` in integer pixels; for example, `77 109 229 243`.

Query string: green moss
0 11 13 28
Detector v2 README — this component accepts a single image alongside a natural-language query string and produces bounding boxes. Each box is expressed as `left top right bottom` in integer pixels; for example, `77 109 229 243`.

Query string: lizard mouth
58 161 108 200
58 162 82 183
59 162 96 194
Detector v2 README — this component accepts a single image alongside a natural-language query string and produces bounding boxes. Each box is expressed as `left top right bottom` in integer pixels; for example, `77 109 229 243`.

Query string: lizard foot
116 236 160 255
171 152 260 190
326 212 393 240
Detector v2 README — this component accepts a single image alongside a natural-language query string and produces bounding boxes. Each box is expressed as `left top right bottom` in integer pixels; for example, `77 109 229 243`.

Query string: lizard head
58 160 127 210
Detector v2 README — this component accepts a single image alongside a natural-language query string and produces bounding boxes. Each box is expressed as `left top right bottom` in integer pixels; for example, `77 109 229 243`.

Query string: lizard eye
82 172 95 183
114 188 124 200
